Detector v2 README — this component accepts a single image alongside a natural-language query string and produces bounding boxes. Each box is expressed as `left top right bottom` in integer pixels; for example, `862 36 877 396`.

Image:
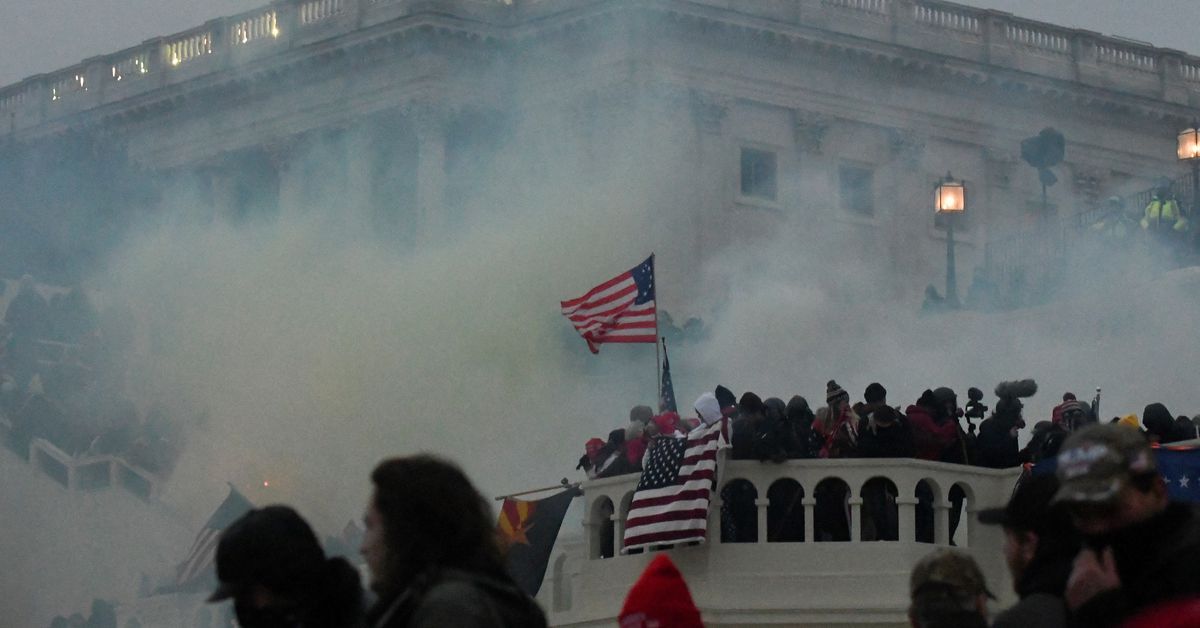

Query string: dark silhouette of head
366 454 505 598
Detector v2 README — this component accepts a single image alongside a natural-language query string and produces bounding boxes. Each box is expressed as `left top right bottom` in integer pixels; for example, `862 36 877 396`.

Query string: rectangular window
839 165 874 216
740 148 777 201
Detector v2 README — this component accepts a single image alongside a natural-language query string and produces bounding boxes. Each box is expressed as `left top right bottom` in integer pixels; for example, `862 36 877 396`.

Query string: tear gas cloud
4 10 1200 626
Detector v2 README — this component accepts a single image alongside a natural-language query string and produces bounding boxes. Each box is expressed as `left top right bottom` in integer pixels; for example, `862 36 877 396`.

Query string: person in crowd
693 392 722 428
978 473 1078 628
1176 415 1198 440
756 397 797 463
1019 421 1068 465
1051 393 1076 426
814 381 858 458
618 554 703 628
853 382 889 427
731 392 766 460
714 385 737 418
595 428 635 478
576 437 607 480
907 549 991 628
857 405 914 459
1140 179 1188 235
1142 402 1189 444
1090 196 1138 244
906 390 958 462
977 379 1037 468
931 387 971 465
785 395 819 458
362 454 547 628
209 505 364 628
1053 424 1200 627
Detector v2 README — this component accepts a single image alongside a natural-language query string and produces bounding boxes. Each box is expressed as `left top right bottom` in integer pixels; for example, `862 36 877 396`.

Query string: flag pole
493 478 581 501
652 253 661 408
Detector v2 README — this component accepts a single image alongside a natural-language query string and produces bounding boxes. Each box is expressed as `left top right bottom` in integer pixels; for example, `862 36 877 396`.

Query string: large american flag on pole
561 256 656 354
622 420 729 552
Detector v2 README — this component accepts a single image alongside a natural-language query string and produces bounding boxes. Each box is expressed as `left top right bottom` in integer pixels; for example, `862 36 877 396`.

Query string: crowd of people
0 275 184 476
908 422 1200 628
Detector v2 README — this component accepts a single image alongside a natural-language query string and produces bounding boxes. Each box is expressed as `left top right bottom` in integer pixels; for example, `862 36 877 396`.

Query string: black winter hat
1143 403 1174 435
864 383 887 405
738 392 765 416
209 505 326 602
715 385 737 410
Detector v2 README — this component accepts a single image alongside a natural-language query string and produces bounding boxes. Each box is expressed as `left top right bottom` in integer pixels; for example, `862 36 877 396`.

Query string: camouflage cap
909 549 994 601
1053 423 1157 505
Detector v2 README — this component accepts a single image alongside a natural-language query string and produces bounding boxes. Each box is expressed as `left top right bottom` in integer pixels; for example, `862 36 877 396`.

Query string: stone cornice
2 0 1195 142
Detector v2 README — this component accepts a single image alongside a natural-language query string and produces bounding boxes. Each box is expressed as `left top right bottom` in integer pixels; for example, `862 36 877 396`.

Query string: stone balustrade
26 437 163 501
549 456 1021 625
0 0 1197 135
582 455 1020 559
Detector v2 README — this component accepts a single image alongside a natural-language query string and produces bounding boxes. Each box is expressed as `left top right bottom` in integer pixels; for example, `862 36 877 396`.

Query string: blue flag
659 339 677 413
1156 446 1200 502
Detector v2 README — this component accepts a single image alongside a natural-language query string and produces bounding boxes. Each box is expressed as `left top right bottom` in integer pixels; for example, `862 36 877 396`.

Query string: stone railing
0 0 1198 131
23 436 164 501
582 456 1020 559
551 456 1020 624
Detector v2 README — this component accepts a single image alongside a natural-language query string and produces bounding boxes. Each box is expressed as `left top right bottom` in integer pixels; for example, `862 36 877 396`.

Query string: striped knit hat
826 380 849 404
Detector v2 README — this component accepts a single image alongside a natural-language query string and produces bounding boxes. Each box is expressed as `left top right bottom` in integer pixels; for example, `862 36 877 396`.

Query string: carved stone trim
792 110 831 154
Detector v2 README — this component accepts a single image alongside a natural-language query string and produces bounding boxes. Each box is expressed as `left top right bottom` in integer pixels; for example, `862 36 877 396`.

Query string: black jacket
976 416 1021 468
856 419 915 459
1072 502 1200 628
368 568 547 628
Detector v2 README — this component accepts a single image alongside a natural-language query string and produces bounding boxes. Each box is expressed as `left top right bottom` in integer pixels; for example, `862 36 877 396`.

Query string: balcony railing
581 456 1021 561
0 0 1197 134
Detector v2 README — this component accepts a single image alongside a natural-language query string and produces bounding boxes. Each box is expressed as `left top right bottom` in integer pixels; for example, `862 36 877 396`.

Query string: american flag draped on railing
560 256 656 354
622 420 729 552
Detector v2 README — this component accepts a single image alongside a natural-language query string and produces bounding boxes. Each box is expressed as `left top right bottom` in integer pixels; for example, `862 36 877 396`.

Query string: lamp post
1177 120 1200 220
935 172 966 307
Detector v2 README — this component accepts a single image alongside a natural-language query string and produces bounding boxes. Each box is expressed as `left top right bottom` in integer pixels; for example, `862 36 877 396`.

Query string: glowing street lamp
1178 121 1200 220
934 172 966 307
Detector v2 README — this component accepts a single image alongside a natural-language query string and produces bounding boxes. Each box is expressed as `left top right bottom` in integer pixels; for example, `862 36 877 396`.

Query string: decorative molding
688 90 730 136
983 148 1018 189
792 110 831 154
886 128 925 164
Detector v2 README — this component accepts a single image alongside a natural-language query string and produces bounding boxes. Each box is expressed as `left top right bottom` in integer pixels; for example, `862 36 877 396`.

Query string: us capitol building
2 0 1197 625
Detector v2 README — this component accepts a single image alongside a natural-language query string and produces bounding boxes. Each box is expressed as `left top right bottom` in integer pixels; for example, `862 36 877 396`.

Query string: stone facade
0 0 1195 306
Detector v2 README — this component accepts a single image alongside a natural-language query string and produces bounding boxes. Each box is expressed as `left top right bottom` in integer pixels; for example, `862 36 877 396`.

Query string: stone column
897 496 919 543
583 520 599 559
849 497 864 542
410 104 447 243
709 497 724 544
755 497 770 543
802 497 817 542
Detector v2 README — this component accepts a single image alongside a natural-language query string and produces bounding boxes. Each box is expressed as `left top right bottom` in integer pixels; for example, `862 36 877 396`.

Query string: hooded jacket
367 568 547 628
905 404 958 461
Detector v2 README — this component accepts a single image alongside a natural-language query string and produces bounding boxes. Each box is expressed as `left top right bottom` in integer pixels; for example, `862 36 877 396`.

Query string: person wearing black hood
1143 403 1190 444
978 473 1079 628
715 385 738 418
209 505 365 628
786 395 820 458
977 380 1037 469
731 392 766 460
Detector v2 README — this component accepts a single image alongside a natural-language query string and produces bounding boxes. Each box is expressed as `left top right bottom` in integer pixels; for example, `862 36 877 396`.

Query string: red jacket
905 404 959 461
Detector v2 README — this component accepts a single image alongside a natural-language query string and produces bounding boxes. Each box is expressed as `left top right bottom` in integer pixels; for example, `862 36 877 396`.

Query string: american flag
561 256 656 354
622 420 728 552
174 486 253 589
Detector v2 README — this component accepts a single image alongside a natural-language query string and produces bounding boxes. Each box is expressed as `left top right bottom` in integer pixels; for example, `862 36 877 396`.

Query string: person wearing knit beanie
618 554 703 628
714 386 737 414
826 380 849 405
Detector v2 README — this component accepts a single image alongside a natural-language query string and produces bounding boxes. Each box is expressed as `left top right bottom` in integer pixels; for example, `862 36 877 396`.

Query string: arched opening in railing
949 482 974 547
915 478 943 544
551 553 571 611
860 476 899 541
814 477 851 542
720 478 758 543
767 478 805 542
589 496 615 559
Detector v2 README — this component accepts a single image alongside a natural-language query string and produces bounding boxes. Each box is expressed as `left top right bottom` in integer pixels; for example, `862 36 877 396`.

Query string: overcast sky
0 0 1196 88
